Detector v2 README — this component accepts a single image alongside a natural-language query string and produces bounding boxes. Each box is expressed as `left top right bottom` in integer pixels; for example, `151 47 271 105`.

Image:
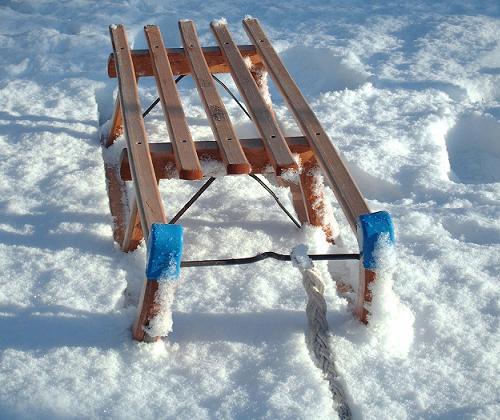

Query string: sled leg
295 151 338 242
354 268 376 324
122 198 143 252
104 97 123 147
133 280 160 341
104 163 128 245
122 175 161 252
354 211 395 324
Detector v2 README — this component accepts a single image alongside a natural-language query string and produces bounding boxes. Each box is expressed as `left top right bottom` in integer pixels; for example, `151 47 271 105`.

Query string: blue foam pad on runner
357 211 395 270
146 223 183 281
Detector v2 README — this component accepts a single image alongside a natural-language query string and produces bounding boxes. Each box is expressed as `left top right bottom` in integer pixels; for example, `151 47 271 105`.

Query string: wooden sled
103 19 395 342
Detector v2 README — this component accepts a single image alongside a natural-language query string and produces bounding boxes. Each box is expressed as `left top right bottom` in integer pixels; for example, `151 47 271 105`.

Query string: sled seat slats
109 24 167 239
179 20 251 175
243 18 369 230
210 22 297 175
144 25 202 180
119 136 311 181
107 45 263 78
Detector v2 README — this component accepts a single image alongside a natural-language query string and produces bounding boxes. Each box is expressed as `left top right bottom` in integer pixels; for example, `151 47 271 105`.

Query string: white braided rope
293 247 352 420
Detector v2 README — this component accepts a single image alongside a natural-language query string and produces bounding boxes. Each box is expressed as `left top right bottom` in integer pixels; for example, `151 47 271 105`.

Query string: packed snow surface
0 1 499 419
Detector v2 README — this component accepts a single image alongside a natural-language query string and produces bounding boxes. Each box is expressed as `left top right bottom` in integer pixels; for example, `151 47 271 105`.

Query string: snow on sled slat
144 25 202 181
109 24 168 342
210 22 297 176
179 20 251 175
243 18 369 231
119 136 311 181
107 45 263 78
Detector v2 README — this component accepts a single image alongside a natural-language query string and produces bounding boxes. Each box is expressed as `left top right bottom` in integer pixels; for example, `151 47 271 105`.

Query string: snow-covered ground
0 1 499 419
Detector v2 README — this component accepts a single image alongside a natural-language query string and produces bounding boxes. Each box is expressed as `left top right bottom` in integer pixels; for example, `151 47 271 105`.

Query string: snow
145 282 178 337
0 1 499 419
367 236 415 359
212 18 228 27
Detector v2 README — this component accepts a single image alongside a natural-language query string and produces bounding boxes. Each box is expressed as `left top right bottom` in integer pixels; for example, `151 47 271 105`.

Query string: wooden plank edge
210 21 297 176
108 45 263 78
120 137 310 180
144 24 203 181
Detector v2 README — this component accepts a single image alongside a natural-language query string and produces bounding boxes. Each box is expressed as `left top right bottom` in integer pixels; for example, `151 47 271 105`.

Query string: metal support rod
212 74 252 119
169 177 216 224
248 174 302 228
181 252 360 267
142 75 185 118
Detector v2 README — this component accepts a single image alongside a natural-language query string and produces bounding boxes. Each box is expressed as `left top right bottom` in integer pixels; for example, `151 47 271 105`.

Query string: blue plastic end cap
357 211 395 270
146 223 183 281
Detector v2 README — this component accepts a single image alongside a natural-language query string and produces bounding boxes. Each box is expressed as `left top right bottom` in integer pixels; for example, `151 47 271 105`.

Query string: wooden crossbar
119 136 311 181
179 20 251 175
108 45 263 78
210 22 297 175
243 18 369 231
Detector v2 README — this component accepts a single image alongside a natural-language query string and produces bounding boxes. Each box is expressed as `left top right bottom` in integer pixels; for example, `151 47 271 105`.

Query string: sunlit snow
0 1 498 419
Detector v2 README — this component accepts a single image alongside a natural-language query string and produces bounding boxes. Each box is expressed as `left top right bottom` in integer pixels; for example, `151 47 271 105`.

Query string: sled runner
103 19 394 342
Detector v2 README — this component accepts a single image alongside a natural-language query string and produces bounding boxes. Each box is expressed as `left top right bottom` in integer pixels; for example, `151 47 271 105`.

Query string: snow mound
446 112 500 184
281 46 369 94
367 237 415 359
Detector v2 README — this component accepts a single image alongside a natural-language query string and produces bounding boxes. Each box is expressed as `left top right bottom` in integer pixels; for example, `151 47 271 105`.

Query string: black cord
248 174 301 228
211 74 252 120
169 177 216 224
142 73 301 230
142 74 185 118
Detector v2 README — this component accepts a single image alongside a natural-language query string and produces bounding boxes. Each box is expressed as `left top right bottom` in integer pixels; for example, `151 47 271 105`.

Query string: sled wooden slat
110 24 169 343
243 18 369 231
119 136 311 181
179 20 251 175
110 24 167 238
211 22 297 175
108 45 263 78
144 25 202 180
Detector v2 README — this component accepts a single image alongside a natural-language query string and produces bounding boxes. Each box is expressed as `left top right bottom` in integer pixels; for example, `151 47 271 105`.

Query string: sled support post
104 163 128 245
105 97 123 147
354 211 395 323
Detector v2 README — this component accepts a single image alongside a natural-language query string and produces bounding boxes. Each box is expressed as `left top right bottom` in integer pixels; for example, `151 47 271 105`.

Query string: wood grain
104 97 123 147
211 22 296 175
110 24 168 342
110 24 167 238
120 136 311 181
144 25 202 180
354 268 377 324
179 20 251 175
104 163 128 245
108 45 263 78
121 199 143 252
243 18 369 231
297 152 337 242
